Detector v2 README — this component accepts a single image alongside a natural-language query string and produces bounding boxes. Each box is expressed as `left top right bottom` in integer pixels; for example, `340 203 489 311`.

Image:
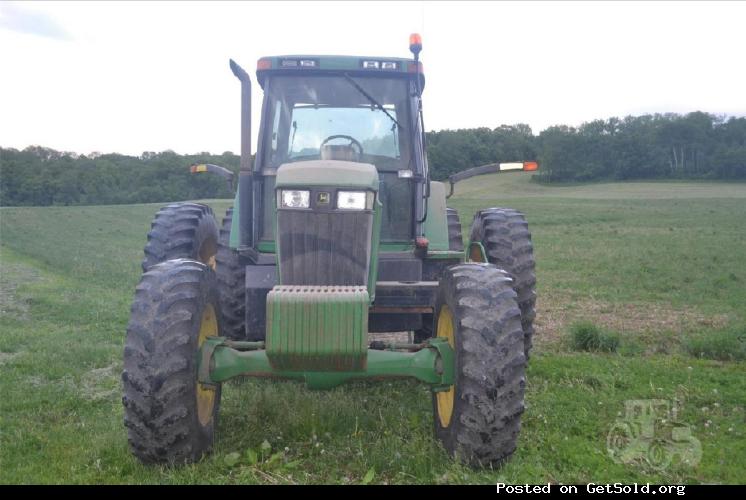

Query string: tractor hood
275 160 379 192
273 159 381 296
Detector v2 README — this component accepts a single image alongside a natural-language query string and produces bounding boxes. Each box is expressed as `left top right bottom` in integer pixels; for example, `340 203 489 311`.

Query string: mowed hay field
1 173 745 484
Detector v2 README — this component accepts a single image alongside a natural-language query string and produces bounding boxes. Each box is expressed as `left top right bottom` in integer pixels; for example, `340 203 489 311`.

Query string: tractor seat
320 144 361 162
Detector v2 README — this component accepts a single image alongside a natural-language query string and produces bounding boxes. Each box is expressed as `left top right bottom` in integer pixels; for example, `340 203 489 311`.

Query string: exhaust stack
229 59 253 246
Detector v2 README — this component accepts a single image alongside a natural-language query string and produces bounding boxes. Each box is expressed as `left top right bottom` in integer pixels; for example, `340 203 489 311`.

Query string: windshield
262 75 412 171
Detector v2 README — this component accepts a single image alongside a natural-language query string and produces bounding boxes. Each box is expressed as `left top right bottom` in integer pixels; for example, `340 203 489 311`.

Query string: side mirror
446 161 540 198
189 163 235 192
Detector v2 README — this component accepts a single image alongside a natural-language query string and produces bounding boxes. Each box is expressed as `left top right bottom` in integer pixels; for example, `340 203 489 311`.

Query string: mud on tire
141 202 219 272
215 207 247 340
432 263 526 467
122 259 222 464
446 207 464 252
470 208 536 358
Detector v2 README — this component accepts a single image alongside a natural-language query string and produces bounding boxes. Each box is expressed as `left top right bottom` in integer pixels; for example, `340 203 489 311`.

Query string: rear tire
470 208 536 358
432 263 526 467
141 203 219 272
414 208 463 343
215 207 247 340
446 207 464 252
122 259 222 464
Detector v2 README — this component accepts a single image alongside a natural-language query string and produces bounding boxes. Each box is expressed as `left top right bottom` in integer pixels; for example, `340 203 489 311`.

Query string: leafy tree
1 111 744 207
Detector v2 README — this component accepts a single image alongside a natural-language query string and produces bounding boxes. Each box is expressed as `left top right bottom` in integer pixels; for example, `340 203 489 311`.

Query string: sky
1 0 745 157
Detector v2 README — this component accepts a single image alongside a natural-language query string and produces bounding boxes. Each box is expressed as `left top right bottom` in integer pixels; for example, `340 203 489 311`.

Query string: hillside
1 179 745 484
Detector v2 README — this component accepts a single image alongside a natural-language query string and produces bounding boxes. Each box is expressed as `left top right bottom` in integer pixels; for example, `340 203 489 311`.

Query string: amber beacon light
409 33 422 56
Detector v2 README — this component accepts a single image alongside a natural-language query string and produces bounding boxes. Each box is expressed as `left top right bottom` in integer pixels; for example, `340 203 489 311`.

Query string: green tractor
122 34 537 468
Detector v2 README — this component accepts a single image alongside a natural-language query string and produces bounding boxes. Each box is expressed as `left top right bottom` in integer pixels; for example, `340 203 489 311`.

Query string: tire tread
122 259 220 465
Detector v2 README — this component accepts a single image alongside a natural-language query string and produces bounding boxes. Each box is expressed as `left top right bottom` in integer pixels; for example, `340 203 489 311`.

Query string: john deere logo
607 399 701 470
318 192 330 204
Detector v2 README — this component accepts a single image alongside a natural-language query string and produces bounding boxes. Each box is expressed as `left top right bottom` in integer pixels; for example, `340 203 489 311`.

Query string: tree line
0 149 240 207
1 112 744 206
427 112 746 182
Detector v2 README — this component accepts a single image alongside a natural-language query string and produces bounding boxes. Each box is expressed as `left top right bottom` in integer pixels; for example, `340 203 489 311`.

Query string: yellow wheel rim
469 243 486 263
199 240 217 271
196 303 217 426
436 305 456 428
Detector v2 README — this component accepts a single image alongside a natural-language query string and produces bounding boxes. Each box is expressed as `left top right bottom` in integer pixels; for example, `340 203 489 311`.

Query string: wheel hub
196 304 218 426
436 305 455 427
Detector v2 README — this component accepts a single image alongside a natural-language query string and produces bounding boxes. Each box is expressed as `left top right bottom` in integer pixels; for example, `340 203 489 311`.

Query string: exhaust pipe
229 59 253 247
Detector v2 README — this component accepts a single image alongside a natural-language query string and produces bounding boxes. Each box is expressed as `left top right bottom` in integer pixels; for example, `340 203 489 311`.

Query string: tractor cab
251 55 427 246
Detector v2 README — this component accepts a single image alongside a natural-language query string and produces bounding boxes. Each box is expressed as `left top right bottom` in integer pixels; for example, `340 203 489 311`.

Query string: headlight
337 191 367 210
280 190 310 208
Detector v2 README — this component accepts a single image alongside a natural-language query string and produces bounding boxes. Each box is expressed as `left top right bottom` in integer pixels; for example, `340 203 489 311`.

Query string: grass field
1 173 745 484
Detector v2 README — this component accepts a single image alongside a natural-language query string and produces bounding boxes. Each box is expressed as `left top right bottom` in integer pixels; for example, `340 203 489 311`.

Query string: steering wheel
320 135 364 156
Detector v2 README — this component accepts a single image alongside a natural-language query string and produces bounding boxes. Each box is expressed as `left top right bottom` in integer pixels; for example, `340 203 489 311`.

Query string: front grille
277 209 373 286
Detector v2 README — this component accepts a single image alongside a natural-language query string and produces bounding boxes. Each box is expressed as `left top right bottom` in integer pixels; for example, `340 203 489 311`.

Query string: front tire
122 259 222 464
432 263 526 467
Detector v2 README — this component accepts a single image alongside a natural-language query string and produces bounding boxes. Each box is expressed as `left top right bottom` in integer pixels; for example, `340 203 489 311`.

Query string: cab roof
255 55 424 89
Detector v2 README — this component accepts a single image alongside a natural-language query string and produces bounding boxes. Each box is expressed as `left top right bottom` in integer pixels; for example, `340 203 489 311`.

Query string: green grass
568 322 620 353
1 176 745 484
684 325 746 362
